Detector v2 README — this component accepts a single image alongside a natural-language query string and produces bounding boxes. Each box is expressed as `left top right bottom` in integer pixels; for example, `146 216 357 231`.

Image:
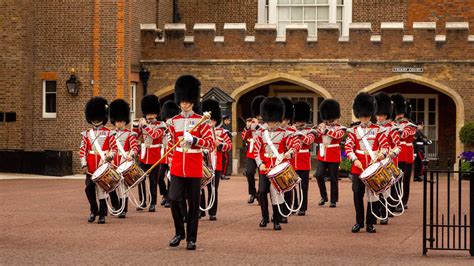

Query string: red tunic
345 123 389 175
293 125 317 171
214 126 232 171
133 120 165 165
168 111 215 178
284 126 302 169
241 123 260 159
112 129 138 166
379 121 401 166
315 123 346 163
253 125 298 175
396 119 417 164
79 126 117 173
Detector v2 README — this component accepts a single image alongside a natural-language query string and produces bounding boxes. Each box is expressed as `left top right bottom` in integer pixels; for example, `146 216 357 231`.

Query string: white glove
183 132 194 144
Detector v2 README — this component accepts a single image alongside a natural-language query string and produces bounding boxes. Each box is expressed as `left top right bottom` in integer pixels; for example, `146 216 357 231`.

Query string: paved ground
0 174 472 265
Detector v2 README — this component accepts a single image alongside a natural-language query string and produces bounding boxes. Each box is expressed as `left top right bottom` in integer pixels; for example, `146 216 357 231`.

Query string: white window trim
42 80 57 119
261 0 352 36
275 92 319 125
130 83 137 121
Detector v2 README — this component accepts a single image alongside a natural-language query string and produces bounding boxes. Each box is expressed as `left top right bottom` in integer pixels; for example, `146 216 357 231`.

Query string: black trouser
85 174 107 216
158 164 169 197
169 176 201 242
222 151 232 176
413 151 424 179
138 163 160 205
200 171 221 216
351 174 377 226
399 162 413 206
259 174 282 224
296 170 310 211
109 190 129 213
315 161 339 203
245 158 257 196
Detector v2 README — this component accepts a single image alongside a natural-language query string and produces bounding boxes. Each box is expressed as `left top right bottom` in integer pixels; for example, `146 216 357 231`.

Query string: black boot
351 223 363 233
366 224 376 233
259 218 269 227
88 213 96 223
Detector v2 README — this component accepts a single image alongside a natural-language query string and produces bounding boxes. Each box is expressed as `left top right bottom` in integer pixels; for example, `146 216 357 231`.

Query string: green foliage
459 122 474 144
461 160 473 178
339 158 351 173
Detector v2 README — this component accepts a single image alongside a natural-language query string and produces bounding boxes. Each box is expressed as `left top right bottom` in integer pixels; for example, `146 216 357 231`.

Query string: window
43 80 57 118
405 95 438 159
130 83 137 121
260 0 352 36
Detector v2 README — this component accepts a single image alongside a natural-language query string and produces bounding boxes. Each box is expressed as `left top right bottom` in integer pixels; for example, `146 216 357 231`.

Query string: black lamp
139 66 150 96
66 68 80 95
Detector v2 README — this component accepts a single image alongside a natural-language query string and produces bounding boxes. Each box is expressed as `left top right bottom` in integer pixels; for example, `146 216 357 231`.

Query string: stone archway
360 73 465 159
230 73 333 166
154 84 174 98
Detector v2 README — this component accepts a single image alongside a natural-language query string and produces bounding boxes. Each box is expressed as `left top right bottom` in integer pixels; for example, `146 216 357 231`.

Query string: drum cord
129 177 151 210
276 183 303 218
105 180 128 216
199 174 216 212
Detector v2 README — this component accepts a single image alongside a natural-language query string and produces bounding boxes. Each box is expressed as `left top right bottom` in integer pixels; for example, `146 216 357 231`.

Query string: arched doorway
154 85 174 105
360 74 464 164
231 73 333 172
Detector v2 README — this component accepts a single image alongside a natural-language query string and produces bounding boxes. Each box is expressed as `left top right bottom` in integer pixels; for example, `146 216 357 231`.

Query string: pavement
0 173 472 265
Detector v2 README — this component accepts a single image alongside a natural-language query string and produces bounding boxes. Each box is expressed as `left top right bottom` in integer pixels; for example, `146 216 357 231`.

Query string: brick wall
353 0 408 33
157 0 173 29
176 0 258 35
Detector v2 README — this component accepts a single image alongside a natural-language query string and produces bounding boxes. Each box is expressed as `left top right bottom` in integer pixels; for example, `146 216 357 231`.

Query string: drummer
374 92 401 224
109 99 138 218
253 97 298 230
345 93 388 233
80 96 117 224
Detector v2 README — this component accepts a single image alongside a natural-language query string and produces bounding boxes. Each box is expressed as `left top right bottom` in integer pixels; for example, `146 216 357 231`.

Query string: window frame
42 80 57 119
130 83 137 121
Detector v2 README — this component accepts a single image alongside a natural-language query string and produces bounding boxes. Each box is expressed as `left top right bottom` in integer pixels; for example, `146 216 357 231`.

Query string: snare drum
91 163 121 193
359 162 393 194
380 158 403 182
267 162 301 193
116 161 145 187
201 164 214 189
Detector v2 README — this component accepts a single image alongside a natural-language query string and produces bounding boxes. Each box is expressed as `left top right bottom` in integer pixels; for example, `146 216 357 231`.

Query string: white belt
355 150 372 155
176 147 202 153
89 150 109 155
320 144 339 148
298 149 310 153
263 153 278 158
400 142 413 146
415 142 424 145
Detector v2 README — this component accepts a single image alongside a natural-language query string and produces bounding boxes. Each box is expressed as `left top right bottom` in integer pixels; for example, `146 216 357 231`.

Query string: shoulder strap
263 129 283 163
356 127 376 161
89 129 106 160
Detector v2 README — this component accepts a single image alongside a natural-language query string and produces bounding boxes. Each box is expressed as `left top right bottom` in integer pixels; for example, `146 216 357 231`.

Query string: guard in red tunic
157 100 181 208
345 93 389 233
241 95 265 204
167 75 214 250
314 99 346 208
109 99 138 218
374 92 401 224
199 99 232 221
79 97 116 224
391 93 417 211
292 101 318 216
253 97 298 231
133 94 165 212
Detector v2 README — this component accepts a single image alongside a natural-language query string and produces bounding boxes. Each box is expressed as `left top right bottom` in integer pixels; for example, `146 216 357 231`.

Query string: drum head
267 162 289 176
92 163 109 180
117 161 133 173
380 158 390 166
360 162 381 179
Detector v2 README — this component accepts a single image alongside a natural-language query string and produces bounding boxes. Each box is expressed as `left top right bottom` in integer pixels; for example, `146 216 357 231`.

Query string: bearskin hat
85 96 109 125
353 93 376 118
320 99 341 121
261 97 284 123
174 75 201 106
202 99 222 126
141 94 161 116
281 97 294 122
405 101 413 120
293 101 312 123
109 99 130 125
391 93 407 116
161 100 180 121
374 92 393 117
251 95 266 118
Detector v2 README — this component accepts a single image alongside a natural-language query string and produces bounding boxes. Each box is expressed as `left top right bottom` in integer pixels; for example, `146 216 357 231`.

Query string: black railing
423 159 473 256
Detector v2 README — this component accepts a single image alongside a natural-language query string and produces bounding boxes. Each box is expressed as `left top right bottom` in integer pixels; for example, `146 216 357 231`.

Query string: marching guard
345 93 388 233
241 95 265 204
374 92 401 224
314 99 346 208
253 97 298 230
133 94 165 212
80 97 116 224
391 94 417 211
292 101 317 216
167 75 214 250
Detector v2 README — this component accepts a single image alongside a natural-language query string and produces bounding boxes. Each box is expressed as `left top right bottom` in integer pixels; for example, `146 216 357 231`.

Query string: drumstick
124 112 211 194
